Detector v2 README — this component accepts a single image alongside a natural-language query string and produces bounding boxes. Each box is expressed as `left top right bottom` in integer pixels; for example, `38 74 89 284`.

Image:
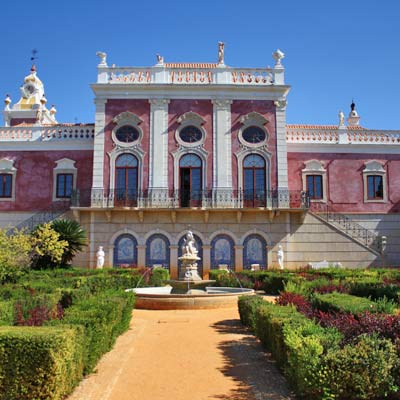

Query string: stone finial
156 54 164 65
96 51 108 67
347 100 360 127
218 42 225 65
338 110 345 127
50 104 57 116
4 94 11 110
273 49 285 67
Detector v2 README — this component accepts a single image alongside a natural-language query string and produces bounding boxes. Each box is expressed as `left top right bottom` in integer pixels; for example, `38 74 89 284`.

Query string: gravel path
67 307 295 400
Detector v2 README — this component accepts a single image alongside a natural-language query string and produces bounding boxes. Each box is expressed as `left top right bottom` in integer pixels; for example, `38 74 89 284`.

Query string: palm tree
51 219 88 266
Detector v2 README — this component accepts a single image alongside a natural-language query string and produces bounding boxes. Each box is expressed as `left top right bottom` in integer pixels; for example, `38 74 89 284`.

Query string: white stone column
91 98 107 205
169 245 179 279
274 100 288 190
137 245 146 268
234 245 244 272
149 99 170 191
202 245 211 279
212 100 233 195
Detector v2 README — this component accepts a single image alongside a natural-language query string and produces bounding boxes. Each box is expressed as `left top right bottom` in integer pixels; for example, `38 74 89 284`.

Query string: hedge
238 296 398 399
0 326 84 400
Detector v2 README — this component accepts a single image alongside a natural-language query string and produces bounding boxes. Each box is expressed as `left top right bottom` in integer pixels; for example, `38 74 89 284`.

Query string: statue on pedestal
218 42 225 65
96 246 105 269
277 245 284 270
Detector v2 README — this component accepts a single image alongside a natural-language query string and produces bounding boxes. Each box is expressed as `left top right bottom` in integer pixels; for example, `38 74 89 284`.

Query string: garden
0 221 168 400
225 268 400 400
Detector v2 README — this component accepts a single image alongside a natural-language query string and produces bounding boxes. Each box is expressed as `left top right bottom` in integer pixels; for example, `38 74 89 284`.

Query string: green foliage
149 267 170 286
51 219 88 266
0 301 14 326
0 228 31 284
323 335 398 399
0 326 84 400
312 292 381 315
237 295 265 330
31 223 68 269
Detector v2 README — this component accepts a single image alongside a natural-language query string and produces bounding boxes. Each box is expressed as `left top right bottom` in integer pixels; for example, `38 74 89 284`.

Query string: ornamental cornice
211 99 233 108
112 111 143 125
274 100 287 110
148 98 170 107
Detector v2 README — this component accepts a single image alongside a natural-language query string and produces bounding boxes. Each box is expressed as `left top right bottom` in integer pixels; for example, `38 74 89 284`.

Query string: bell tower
2 65 57 126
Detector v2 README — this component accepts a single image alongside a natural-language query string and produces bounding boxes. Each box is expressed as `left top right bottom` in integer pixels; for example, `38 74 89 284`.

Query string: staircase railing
310 202 382 254
6 201 70 235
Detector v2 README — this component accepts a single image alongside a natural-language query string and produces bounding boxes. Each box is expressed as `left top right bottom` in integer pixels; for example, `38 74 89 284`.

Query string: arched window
115 154 138 206
179 154 202 207
243 234 267 270
211 234 235 270
178 234 203 277
243 154 266 207
146 234 170 270
113 234 138 267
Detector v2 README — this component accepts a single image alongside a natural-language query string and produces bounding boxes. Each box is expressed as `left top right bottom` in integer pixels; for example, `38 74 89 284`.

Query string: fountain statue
179 230 202 281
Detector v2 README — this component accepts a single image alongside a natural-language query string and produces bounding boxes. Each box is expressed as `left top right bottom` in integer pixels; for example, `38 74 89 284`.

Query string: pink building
1 46 398 274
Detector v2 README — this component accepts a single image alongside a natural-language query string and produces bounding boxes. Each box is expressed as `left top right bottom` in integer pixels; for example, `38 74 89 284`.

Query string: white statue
339 110 345 126
218 42 225 64
96 246 105 269
96 51 107 67
277 245 284 270
156 54 164 64
182 231 198 257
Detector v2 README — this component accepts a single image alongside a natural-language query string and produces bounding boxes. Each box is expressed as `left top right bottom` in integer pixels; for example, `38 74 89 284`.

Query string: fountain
126 230 254 309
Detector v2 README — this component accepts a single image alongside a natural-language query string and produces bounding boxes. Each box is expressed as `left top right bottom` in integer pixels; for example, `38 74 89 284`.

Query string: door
179 154 202 207
243 154 266 207
115 154 138 207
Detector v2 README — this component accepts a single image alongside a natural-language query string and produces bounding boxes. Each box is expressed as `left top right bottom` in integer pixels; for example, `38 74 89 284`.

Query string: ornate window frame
53 158 77 201
235 148 271 193
175 111 207 148
302 160 327 203
363 161 387 203
0 159 16 202
112 111 143 148
238 112 269 148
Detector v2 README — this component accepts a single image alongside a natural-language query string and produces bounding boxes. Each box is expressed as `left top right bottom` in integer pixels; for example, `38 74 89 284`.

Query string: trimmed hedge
0 326 84 400
238 296 398 399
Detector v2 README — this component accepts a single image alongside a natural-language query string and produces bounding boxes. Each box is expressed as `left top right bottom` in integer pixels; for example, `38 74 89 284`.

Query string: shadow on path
211 319 296 400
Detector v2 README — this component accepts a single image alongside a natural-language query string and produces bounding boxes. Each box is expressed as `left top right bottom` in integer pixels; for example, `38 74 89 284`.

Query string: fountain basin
165 279 216 293
126 286 255 310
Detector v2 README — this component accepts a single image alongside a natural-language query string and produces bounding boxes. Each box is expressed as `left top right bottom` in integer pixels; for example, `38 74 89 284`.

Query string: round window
115 125 140 143
242 126 266 144
179 126 203 144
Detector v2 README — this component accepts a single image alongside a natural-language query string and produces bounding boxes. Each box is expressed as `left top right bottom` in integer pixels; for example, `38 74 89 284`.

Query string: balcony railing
71 189 310 210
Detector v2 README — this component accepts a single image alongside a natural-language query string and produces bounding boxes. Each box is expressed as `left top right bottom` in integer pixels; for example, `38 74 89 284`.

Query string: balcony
71 189 310 210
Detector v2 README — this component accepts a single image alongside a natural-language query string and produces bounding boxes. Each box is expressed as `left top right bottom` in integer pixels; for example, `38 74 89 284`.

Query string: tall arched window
243 234 267 270
115 154 138 206
146 234 170 270
211 234 235 270
243 154 266 207
179 154 202 207
113 234 138 267
178 234 203 277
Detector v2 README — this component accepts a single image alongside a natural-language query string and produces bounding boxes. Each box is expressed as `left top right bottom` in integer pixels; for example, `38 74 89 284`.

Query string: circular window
115 125 140 143
242 126 266 144
179 126 203 144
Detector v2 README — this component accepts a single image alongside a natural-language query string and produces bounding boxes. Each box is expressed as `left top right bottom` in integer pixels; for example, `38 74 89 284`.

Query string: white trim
363 160 387 203
111 111 143 148
175 111 206 148
301 160 327 203
52 158 77 201
238 111 269 148
0 158 16 202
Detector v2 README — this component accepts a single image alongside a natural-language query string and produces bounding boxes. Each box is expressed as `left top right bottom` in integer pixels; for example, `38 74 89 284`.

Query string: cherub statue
182 231 198 257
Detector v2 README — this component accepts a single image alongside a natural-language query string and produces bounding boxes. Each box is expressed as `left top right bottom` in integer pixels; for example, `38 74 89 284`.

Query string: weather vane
30 49 38 62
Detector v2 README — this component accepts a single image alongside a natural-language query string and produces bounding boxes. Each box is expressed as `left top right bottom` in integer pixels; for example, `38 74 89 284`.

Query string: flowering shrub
276 291 314 318
314 282 348 294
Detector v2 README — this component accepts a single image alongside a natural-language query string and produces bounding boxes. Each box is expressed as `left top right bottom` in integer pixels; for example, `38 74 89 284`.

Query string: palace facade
1 45 399 276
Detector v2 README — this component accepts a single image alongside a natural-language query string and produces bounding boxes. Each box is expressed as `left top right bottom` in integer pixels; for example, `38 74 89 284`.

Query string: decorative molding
301 160 327 203
175 111 207 149
52 158 77 201
112 111 143 126
240 111 268 126
177 111 206 125
363 160 387 203
274 100 287 110
211 99 232 109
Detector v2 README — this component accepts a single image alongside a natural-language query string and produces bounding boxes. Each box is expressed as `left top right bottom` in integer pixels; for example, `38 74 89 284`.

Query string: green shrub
312 292 380 315
0 326 84 400
0 301 14 326
149 267 170 286
260 272 292 294
323 334 398 399
238 295 265 330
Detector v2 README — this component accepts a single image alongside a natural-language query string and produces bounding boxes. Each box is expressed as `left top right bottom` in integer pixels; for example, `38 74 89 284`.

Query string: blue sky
2 0 400 129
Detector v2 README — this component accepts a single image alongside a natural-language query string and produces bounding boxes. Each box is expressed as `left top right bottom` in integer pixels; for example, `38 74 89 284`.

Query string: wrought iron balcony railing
71 189 310 210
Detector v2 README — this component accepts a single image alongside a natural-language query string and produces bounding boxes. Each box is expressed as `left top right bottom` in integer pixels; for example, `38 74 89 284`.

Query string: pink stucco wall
168 100 213 190
231 100 276 191
0 150 93 211
288 152 400 212
104 100 150 190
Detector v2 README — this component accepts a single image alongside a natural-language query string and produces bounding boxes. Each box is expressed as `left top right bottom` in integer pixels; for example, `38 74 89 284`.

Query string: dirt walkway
68 307 294 400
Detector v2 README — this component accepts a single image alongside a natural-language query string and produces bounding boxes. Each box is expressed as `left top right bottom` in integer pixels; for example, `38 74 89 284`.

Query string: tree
51 219 88 266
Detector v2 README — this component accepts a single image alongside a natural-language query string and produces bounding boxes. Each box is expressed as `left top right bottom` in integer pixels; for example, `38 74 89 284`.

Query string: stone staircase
6 201 70 235
309 203 383 255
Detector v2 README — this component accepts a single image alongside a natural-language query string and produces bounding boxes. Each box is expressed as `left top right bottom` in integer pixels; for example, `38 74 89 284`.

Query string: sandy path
67 307 294 400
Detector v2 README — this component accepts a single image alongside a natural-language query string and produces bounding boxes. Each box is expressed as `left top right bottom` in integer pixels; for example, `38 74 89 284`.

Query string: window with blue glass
146 234 170 270
367 175 383 200
0 174 12 198
306 175 323 199
56 173 73 198
178 234 203 277
243 234 266 270
211 235 235 270
243 154 266 207
114 234 137 266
